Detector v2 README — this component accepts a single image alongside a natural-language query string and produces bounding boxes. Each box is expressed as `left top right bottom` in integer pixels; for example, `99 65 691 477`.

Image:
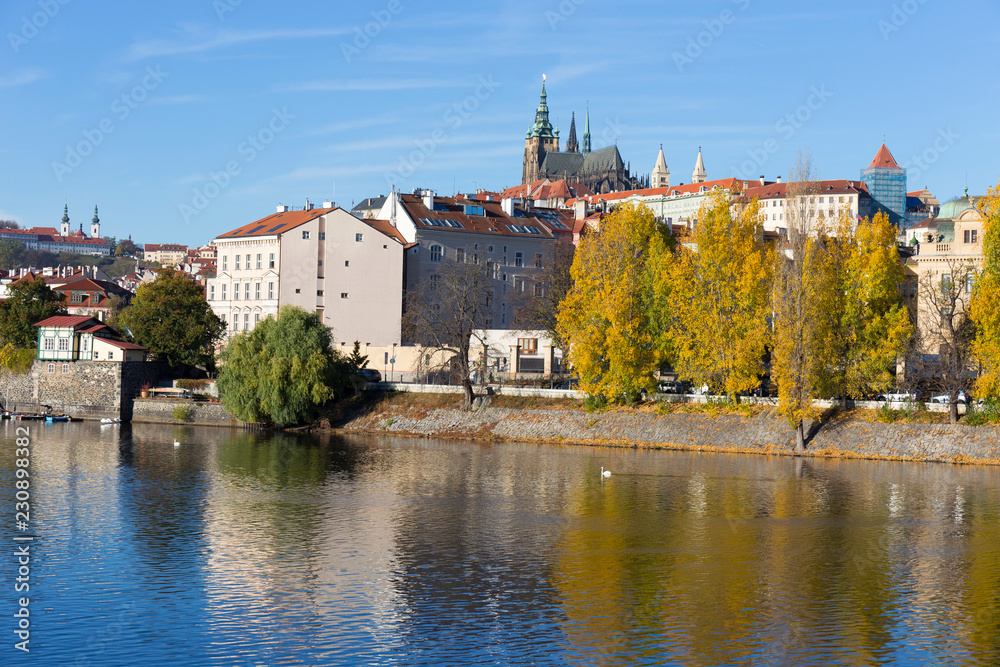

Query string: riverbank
328 392 1000 466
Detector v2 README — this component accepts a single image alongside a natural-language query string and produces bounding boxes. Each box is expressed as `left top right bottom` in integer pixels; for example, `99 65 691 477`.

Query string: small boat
100 417 121 424
45 415 70 422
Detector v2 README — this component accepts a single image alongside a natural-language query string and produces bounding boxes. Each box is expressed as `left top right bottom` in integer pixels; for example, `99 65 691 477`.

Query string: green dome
938 196 972 220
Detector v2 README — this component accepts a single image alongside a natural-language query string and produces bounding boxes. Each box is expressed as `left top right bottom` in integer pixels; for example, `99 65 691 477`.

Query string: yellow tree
557 202 672 403
972 179 1000 399
670 186 772 401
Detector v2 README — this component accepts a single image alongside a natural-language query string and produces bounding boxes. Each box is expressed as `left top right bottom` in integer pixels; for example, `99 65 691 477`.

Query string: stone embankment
339 401 1000 465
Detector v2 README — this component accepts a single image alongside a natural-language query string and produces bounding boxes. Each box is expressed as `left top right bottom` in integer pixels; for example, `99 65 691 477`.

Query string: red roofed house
53 277 134 321
35 315 146 365
143 243 189 266
0 205 112 256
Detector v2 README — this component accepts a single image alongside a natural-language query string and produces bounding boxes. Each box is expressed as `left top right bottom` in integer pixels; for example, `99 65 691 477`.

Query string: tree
119 270 225 368
0 220 18 230
513 236 576 347
218 307 349 424
21 249 57 267
670 186 772 401
0 276 67 348
0 239 26 270
346 341 369 397
403 258 492 409
972 179 1000 399
102 236 117 251
911 258 978 423
557 202 672 403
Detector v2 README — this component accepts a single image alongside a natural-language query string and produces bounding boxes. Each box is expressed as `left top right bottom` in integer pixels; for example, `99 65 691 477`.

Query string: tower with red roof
861 142 907 229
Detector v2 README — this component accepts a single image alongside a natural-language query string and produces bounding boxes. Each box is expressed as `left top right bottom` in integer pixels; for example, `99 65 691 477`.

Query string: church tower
522 77 560 184
60 204 70 237
692 147 707 184
651 145 670 188
582 105 591 155
91 205 101 239
566 112 578 154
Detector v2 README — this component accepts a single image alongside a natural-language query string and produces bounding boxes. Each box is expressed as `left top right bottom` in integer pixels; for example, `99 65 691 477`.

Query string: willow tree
972 179 1000 399
669 187 772 401
557 202 672 403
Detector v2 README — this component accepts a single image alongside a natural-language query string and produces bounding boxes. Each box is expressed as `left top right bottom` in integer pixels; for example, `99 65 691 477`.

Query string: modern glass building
861 143 907 229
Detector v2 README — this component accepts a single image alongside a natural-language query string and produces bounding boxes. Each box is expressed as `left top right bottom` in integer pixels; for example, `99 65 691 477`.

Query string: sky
1 0 998 247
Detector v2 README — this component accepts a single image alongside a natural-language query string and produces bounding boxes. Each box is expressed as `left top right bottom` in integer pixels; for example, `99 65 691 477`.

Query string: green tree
557 201 673 403
218 307 349 424
670 186 772 401
119 270 225 368
0 276 68 348
0 239 26 270
972 179 1000 399
346 340 369 397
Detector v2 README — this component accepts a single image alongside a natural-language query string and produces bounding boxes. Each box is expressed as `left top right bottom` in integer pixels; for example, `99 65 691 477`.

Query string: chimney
276 204 290 213
304 199 314 211
759 175 765 185
574 199 587 221
422 189 434 211
776 176 782 183
501 198 514 216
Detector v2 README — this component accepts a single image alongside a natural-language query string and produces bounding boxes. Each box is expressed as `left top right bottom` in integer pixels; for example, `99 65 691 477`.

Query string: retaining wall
131 398 239 427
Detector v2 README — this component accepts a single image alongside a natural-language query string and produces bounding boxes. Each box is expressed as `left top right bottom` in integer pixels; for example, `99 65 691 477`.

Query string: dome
938 188 973 219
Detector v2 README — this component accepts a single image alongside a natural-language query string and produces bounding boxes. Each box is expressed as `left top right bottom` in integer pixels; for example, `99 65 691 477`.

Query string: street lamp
391 342 397 382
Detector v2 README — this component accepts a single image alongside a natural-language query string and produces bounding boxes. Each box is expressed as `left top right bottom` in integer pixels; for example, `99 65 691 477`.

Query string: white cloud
0 69 47 89
124 27 351 61
279 79 467 93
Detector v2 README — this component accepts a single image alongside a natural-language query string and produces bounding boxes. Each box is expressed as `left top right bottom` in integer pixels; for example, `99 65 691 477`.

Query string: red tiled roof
100 339 146 351
216 208 336 239
78 325 112 334
579 178 759 205
364 219 407 245
56 277 132 296
868 143 901 169
742 180 871 200
33 315 102 328
397 195 569 238
144 243 189 252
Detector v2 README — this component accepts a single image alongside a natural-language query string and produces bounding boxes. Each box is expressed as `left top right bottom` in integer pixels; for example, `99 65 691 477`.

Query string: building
861 143 907 230
35 315 146 364
377 189 574 329
906 188 941 229
207 204 406 346
53 277 133 321
0 205 111 256
470 329 564 379
143 244 189 266
351 196 388 220
500 179 595 209
742 180 874 235
521 79 645 194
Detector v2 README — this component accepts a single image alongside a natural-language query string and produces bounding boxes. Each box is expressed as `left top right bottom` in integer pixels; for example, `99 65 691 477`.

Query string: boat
45 415 70 422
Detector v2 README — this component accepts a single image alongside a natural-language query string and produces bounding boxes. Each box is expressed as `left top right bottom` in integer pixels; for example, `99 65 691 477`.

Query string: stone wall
341 404 1000 465
131 398 238 427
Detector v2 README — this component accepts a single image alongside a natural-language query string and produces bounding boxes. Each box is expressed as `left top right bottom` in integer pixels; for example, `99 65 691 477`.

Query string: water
2 420 1000 666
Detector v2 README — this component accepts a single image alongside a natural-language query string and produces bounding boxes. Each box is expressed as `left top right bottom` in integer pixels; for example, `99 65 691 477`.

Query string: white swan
173 440 181 447
601 467 611 478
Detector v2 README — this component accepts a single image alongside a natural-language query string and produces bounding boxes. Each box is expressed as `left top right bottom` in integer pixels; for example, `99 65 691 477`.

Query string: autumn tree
119 270 225 368
218 307 350 425
0 276 67 348
557 202 672 403
971 180 1000 399
670 187 772 401
403 259 492 409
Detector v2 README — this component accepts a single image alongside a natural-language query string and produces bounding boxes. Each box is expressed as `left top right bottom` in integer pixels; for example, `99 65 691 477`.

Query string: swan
173 440 181 447
601 467 611 478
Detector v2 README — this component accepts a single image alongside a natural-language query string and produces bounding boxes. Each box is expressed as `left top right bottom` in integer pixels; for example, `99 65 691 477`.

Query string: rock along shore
336 402 1000 466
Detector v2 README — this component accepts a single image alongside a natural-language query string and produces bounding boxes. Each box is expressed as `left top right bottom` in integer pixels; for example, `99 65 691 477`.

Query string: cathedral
521 80 646 194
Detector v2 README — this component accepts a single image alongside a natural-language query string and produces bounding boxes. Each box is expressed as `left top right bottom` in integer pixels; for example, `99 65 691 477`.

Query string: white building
207 205 406 347
742 180 874 235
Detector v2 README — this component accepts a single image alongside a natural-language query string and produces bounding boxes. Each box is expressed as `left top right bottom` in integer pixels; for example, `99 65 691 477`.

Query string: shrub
964 401 1000 426
172 405 193 422
876 402 897 423
583 394 609 413
177 378 209 391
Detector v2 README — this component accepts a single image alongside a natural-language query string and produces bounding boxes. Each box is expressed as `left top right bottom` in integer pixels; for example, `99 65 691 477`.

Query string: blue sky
1 0 998 246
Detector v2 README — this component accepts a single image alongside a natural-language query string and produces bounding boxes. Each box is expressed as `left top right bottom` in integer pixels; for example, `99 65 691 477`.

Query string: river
2 420 999 666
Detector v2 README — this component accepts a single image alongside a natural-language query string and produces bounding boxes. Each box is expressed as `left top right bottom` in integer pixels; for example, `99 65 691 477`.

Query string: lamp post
391 343 397 382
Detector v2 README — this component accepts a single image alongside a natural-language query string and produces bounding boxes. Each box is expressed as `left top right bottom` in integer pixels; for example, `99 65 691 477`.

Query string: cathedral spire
582 104 591 155
692 147 707 184
566 112 579 153
652 144 670 188
528 75 556 139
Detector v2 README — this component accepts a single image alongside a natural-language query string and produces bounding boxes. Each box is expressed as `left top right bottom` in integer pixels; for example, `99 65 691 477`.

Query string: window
534 253 543 268
488 245 494 253
456 248 465 263
487 261 496 278
244 314 250 329
234 283 240 300
47 363 55 373
71 293 85 303
302 231 310 240
255 283 260 300
62 364 70 374
942 273 952 289
256 254 262 269
486 289 494 307
58 338 69 352
534 282 545 297
967 273 976 293
430 245 443 262
269 253 275 269
295 288 301 294
341 293 349 299
235 255 241 270
268 283 274 299
430 274 440 290
317 290 324 297
345 260 350 267
107 352 114 360
318 259 323 267
43 338 55 351
514 277 525 294
222 256 228 271
965 229 979 244
221 284 227 300
245 283 250 300
210 285 215 301
319 232 326 240
255 314 261 325
515 252 523 268
233 316 239 332
518 338 538 354
356 233 364 242
245 254 251 268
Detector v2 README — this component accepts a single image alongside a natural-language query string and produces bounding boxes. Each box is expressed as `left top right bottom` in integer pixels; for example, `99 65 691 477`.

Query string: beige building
207 205 406 347
143 243 189 266
742 180 874 235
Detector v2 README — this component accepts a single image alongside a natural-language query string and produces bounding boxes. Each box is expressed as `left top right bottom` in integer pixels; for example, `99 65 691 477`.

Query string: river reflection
2 420 1000 665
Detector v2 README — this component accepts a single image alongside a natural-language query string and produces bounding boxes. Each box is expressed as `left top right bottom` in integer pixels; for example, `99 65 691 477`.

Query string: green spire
582 103 591 155
62 204 69 224
92 205 100 225
528 76 556 139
